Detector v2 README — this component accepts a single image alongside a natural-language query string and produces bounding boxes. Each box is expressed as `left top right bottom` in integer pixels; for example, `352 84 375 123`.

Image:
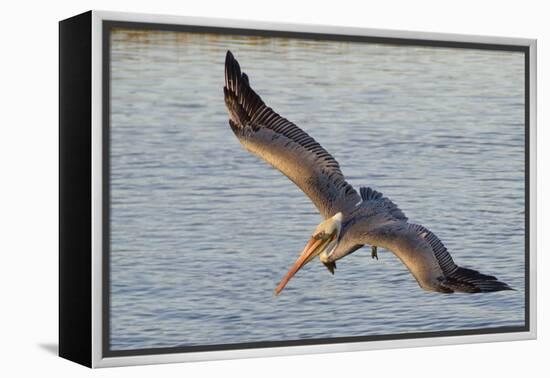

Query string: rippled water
109 29 525 351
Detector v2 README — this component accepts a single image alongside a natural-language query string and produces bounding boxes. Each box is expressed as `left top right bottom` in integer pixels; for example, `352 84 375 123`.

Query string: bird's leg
371 245 378 260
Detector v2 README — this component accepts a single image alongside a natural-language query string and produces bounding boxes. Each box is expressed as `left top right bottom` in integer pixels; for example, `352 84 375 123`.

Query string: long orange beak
274 234 333 296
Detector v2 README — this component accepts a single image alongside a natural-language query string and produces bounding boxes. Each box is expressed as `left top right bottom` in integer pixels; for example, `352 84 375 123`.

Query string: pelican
223 50 512 295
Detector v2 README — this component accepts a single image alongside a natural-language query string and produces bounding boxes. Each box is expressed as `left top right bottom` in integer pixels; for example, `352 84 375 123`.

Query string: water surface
109 30 525 350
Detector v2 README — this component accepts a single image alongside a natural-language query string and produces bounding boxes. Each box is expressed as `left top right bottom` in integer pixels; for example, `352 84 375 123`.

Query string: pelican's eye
313 231 327 240
314 230 336 241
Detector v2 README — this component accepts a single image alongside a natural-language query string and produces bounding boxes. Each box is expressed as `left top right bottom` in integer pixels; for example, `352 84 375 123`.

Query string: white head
275 212 343 295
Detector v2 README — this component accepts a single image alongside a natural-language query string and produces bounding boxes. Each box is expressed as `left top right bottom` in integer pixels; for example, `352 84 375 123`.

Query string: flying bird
223 50 512 295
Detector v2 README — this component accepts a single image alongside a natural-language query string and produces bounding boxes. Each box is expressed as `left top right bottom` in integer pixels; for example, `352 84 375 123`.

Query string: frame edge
89 10 537 367
59 10 93 368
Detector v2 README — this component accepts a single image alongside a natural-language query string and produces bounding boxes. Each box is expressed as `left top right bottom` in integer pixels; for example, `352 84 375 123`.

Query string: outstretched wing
223 50 361 219
335 217 512 293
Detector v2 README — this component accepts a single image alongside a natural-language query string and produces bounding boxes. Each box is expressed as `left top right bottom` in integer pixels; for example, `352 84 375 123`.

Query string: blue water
109 29 525 350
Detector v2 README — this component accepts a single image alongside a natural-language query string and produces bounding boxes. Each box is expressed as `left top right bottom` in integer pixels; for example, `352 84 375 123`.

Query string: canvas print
107 26 526 354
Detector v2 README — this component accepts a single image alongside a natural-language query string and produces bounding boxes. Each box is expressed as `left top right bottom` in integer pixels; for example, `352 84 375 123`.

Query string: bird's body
223 50 512 295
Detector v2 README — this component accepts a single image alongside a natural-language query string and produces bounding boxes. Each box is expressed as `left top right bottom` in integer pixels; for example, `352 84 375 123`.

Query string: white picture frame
59 10 537 368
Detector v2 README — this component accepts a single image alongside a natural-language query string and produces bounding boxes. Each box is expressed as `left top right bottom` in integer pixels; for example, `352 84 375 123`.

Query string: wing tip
226 49 234 61
225 50 235 72
224 50 241 89
442 266 514 293
223 50 266 128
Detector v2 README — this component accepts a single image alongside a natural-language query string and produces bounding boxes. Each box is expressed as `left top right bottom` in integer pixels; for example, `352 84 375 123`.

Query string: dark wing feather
224 50 361 218
411 224 512 292
359 187 408 222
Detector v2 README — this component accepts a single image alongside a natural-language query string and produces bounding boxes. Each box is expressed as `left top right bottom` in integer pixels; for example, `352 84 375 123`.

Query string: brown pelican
223 50 512 295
